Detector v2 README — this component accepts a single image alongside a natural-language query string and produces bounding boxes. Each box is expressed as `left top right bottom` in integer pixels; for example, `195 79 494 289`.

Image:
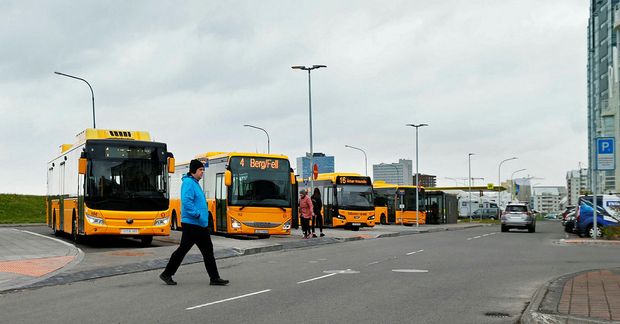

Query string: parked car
575 195 620 239
563 210 576 233
472 208 500 220
501 202 536 233
561 206 576 222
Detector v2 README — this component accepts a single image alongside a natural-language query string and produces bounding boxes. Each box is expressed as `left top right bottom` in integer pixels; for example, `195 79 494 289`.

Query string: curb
521 269 617 324
0 223 46 228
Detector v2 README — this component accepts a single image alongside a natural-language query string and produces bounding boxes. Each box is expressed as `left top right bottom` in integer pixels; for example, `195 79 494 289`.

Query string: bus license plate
120 229 139 234
255 230 269 234
352 223 361 226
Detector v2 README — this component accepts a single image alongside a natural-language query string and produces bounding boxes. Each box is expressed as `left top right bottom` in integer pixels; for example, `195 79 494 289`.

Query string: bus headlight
231 218 242 229
368 215 375 220
283 220 291 230
86 214 105 225
154 217 169 226
336 214 346 220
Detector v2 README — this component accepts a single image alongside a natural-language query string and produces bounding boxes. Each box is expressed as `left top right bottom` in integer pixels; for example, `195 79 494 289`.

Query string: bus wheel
170 211 177 231
140 236 153 247
71 213 81 243
52 210 60 236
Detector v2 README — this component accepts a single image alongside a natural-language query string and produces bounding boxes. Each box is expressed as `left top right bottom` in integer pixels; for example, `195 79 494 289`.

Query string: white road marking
16 229 81 252
474 236 481 239
368 261 380 265
297 273 337 284
467 238 473 240
186 289 271 310
482 234 489 237
392 269 429 273
406 249 424 256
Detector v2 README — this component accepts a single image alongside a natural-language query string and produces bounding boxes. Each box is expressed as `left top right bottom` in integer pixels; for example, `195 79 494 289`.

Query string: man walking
160 159 229 286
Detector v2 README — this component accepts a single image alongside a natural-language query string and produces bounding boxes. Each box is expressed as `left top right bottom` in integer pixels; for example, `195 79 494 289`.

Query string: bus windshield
337 185 374 210
229 157 291 208
402 188 425 211
85 142 168 211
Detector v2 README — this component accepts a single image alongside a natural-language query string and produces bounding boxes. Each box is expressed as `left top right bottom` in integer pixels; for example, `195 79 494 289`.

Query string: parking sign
596 137 615 170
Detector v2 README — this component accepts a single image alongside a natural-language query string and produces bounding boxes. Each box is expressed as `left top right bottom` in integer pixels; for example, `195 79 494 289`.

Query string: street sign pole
594 137 616 240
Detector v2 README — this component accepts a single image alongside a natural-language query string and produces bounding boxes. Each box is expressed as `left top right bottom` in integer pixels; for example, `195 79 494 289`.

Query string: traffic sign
596 137 615 170
487 183 494 190
313 164 318 180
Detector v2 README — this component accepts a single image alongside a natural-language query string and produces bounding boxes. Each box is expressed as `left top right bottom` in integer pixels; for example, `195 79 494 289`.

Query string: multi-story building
296 152 335 180
588 1 620 193
566 168 590 206
413 173 437 188
373 159 413 185
531 187 567 214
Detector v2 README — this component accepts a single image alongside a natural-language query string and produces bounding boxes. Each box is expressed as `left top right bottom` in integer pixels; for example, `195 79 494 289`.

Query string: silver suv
501 203 536 233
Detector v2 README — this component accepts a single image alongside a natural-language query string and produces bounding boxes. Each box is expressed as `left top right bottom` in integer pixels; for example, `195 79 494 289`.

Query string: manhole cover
484 312 511 318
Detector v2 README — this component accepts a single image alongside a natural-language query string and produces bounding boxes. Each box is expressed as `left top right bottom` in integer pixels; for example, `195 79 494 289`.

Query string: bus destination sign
232 157 288 171
337 176 371 185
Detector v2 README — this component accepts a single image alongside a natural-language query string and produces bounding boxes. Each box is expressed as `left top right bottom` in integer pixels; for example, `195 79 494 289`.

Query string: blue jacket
181 174 209 228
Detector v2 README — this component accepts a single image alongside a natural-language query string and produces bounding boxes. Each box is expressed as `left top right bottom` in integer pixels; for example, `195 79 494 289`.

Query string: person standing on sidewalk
160 159 229 286
299 189 313 238
311 188 324 237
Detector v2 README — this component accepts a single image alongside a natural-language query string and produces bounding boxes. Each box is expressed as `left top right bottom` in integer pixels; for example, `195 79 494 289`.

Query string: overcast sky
0 0 587 195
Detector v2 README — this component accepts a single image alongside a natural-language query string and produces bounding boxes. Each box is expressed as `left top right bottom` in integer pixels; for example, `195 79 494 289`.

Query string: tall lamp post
498 157 517 212
406 123 428 228
292 64 326 189
468 153 475 222
511 168 527 201
243 124 270 154
54 71 96 128
344 144 367 176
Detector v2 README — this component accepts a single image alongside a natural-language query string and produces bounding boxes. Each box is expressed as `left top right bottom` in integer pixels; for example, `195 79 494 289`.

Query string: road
2 222 618 323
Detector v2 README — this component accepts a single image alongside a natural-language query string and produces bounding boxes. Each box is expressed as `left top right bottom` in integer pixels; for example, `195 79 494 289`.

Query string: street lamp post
510 168 527 201
498 157 517 212
292 65 326 190
344 144 367 176
468 153 475 222
406 123 428 228
243 124 270 154
54 72 96 128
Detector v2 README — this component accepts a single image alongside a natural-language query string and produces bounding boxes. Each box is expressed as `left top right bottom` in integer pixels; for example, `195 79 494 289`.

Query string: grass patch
0 194 46 224
457 218 500 225
601 226 620 240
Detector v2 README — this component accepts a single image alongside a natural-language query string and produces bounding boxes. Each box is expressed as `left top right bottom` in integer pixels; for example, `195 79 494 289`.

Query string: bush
601 226 620 240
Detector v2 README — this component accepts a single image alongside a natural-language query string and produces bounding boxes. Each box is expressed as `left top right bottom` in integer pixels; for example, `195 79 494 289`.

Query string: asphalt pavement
0 220 620 323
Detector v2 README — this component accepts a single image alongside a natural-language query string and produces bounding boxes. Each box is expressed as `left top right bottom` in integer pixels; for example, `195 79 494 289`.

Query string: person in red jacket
298 189 313 239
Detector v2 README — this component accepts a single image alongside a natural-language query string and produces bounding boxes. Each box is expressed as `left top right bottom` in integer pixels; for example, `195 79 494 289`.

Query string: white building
566 168 589 206
373 159 413 185
531 186 567 213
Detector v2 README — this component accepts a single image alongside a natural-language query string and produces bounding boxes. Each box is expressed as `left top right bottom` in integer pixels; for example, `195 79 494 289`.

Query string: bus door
387 191 398 223
323 186 334 226
292 180 299 229
59 161 66 231
215 173 227 232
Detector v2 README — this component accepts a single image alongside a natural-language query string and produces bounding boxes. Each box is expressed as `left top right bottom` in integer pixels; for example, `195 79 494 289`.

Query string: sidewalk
522 268 620 323
0 223 485 293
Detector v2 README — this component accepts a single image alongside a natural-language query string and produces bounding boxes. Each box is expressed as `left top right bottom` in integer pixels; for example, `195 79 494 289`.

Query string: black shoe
320 233 325 237
210 278 229 286
312 233 317 238
160 273 177 285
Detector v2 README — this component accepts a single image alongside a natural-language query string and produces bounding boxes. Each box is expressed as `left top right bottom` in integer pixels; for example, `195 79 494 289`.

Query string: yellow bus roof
75 128 151 145
373 181 424 190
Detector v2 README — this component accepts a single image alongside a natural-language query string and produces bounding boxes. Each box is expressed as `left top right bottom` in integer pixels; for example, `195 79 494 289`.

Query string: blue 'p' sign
598 138 615 154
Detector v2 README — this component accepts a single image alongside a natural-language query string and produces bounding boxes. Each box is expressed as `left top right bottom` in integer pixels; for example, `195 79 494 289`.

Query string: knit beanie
189 159 204 174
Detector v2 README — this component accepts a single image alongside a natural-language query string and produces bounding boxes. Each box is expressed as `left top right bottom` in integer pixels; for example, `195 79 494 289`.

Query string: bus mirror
290 172 295 185
167 157 175 174
225 170 232 187
78 158 87 175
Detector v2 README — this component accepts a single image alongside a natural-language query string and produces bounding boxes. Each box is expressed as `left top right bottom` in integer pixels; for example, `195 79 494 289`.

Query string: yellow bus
311 173 375 231
170 152 295 237
46 129 175 246
373 181 426 225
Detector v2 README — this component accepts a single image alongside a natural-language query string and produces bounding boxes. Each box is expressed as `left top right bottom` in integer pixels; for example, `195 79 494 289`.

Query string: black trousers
301 217 311 236
163 223 220 280
312 212 323 233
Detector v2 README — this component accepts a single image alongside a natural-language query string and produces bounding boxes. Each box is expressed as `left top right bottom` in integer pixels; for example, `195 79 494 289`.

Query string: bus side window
323 188 328 206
